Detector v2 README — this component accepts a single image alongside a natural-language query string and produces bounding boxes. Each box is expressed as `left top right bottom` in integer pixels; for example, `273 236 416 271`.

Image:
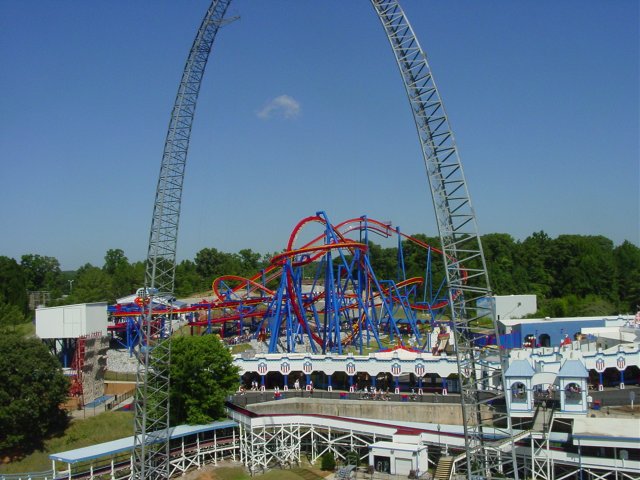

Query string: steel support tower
371 1 518 478
132 1 233 478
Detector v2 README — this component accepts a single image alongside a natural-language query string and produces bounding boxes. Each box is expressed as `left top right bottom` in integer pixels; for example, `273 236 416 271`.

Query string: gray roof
505 359 535 378
50 420 237 464
557 359 589 378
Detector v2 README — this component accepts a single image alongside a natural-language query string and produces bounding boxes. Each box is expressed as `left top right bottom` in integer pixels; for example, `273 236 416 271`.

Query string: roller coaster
133 1 518 478
111 211 457 355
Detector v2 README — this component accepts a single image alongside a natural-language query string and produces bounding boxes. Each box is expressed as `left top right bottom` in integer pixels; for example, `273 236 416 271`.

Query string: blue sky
1 1 638 271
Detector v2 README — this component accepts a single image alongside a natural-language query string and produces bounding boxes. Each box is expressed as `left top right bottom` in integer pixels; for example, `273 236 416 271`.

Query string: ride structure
134 1 518 479
132 1 233 479
371 1 518 477
111 212 452 356
209 211 451 355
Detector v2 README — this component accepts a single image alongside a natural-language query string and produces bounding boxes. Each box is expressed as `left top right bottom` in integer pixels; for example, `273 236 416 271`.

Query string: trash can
340 392 347 400
401 394 408 402
592 400 601 410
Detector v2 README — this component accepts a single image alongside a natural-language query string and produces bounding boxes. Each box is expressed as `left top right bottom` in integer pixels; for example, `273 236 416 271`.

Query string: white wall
495 295 537 320
36 303 108 339
369 443 428 475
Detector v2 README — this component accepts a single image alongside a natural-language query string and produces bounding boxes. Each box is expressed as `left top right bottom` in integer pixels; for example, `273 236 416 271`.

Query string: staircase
532 403 554 432
434 456 454 480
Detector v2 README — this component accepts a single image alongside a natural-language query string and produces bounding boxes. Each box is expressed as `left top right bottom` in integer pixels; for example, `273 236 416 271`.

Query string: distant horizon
1 1 637 271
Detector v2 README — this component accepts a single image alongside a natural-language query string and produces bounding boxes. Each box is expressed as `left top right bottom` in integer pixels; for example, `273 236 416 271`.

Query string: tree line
1 232 638 328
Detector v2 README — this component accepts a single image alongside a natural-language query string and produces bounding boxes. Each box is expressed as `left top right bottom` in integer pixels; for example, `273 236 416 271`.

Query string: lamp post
437 424 441 450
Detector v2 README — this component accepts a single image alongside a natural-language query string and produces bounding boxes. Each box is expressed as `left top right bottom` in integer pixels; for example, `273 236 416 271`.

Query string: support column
196 434 201 468
233 428 237 461
239 424 244 464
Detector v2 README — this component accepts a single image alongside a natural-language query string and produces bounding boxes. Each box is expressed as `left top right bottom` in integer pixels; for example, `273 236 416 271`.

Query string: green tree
368 241 397 280
103 248 129 276
195 248 236 280
0 335 69 453
70 264 113 303
0 303 28 332
548 235 616 300
614 240 640 312
482 233 518 295
237 248 264 277
574 294 616 316
102 250 143 300
20 254 63 295
168 335 239 425
175 259 206 297
520 231 553 297
0 256 28 312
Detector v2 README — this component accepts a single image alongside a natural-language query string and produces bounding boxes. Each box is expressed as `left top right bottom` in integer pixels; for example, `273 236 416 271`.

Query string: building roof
531 372 557 386
557 359 589 378
499 315 632 328
573 417 640 449
50 420 237 464
504 359 535 378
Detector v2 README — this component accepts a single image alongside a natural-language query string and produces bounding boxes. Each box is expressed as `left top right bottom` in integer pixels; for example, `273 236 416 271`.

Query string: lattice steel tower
132 1 233 478
371 1 518 478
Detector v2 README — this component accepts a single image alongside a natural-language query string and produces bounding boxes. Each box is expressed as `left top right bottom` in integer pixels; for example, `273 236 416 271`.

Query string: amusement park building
36 302 108 339
498 315 634 349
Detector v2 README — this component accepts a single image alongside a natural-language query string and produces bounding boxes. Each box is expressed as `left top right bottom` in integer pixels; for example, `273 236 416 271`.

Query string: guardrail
230 389 461 406
0 470 55 480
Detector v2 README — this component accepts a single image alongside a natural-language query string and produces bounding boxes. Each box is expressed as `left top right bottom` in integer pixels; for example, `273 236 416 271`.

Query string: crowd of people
222 333 253 346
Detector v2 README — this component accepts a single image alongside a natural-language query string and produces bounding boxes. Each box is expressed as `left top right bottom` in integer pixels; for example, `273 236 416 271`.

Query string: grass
230 343 253 354
0 321 36 338
0 411 134 474
194 466 330 480
469 316 494 329
174 323 196 337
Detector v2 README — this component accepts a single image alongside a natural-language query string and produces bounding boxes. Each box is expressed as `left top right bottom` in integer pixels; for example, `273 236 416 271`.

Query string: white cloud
257 94 301 120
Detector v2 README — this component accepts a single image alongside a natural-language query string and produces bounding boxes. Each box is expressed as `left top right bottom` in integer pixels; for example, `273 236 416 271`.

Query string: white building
36 302 108 339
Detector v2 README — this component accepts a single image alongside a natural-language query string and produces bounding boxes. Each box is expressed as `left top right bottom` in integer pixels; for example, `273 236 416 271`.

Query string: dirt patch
180 460 245 480
193 472 217 480
104 382 136 395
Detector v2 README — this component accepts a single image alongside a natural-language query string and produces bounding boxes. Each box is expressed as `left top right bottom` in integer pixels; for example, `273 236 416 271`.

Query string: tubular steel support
370 1 518 478
133 1 233 478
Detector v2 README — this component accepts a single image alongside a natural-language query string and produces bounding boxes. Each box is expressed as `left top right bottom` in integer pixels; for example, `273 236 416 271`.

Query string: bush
345 450 360 466
320 451 336 471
